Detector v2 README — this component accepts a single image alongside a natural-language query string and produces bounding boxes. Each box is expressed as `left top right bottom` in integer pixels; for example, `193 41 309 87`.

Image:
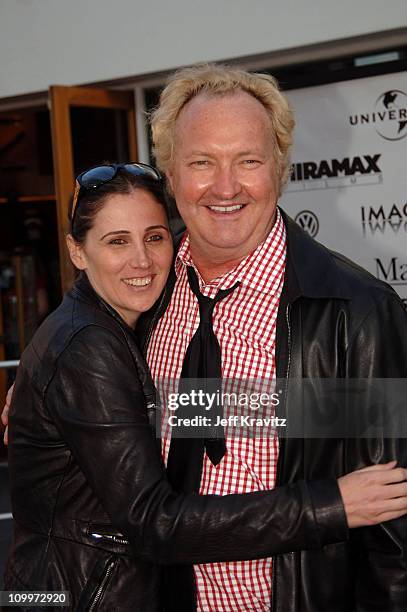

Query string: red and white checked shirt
147 209 286 611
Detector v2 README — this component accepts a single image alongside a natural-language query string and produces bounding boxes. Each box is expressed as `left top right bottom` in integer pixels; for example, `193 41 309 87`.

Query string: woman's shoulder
19 290 145 395
33 291 128 360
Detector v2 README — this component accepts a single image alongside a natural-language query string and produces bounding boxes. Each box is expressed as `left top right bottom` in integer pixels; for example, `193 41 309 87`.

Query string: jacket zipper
88 558 116 611
90 532 129 545
272 303 292 612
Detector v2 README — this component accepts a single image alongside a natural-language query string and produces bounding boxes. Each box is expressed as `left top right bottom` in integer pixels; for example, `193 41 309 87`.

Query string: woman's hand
338 461 407 527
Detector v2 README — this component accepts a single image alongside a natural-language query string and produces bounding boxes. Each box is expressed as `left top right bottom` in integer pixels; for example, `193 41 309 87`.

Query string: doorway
0 85 138 444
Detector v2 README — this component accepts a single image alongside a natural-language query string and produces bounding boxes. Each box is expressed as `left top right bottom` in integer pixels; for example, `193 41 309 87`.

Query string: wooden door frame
49 86 138 292
0 292 5 403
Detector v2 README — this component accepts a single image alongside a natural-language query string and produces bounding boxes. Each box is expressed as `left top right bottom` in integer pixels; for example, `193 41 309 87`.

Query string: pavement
0 461 12 589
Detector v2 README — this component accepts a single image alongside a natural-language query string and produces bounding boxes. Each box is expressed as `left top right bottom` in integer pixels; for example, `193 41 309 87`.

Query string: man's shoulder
282 210 400 310
291 236 407 350
329 248 396 301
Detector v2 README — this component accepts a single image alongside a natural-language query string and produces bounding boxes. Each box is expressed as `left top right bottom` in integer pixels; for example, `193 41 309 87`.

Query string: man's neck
189 245 249 283
192 258 243 283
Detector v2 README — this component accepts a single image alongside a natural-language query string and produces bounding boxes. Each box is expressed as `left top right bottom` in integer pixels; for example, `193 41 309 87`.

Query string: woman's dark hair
69 169 168 244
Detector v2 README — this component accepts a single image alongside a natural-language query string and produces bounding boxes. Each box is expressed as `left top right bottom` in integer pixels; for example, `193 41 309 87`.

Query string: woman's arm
45 325 405 565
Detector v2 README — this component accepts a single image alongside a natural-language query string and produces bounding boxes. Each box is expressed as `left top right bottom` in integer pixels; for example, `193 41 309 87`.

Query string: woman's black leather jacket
5 273 347 611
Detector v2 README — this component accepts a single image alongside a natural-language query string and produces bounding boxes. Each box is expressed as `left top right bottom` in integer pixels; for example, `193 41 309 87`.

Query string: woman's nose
129 243 152 269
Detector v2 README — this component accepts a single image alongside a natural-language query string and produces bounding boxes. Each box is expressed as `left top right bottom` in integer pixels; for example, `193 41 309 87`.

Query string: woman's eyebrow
100 230 130 240
145 225 169 232
100 226 169 240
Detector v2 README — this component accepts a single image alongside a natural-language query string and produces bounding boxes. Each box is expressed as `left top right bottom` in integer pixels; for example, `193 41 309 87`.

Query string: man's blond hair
150 63 295 194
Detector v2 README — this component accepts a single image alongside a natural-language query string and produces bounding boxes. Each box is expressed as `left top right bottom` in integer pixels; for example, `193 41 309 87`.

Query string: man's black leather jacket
139 210 407 611
5 270 349 611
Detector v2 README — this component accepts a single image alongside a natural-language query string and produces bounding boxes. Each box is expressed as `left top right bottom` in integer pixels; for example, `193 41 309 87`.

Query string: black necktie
164 266 239 609
167 266 239 492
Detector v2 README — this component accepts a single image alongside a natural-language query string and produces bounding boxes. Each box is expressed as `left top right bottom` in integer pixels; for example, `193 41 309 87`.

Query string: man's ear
66 234 86 270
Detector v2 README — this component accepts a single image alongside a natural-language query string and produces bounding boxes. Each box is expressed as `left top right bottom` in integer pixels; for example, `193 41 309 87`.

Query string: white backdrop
1 0 407 99
283 72 407 307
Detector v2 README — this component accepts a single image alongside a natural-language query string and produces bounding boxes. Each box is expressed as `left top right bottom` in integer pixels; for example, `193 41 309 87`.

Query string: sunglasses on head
70 162 162 223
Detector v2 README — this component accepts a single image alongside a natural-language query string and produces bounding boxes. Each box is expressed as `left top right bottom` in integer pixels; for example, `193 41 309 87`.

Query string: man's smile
206 203 247 214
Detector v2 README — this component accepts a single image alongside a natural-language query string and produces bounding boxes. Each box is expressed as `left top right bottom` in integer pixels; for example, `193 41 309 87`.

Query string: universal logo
350 90 407 141
295 210 319 237
361 202 407 236
287 154 382 192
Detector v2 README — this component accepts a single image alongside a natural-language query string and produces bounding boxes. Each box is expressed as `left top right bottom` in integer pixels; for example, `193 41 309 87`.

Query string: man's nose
129 242 152 269
211 165 242 199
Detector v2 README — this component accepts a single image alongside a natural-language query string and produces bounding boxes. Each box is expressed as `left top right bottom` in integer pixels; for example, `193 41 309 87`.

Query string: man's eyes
189 159 261 167
190 160 210 167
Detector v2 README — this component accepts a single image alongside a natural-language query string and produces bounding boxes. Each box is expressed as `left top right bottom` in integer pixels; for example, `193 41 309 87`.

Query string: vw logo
295 210 319 237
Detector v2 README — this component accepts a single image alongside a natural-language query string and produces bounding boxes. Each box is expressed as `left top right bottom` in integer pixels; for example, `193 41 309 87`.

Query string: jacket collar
68 272 136 331
137 209 353 347
169 208 353 301
280 208 352 302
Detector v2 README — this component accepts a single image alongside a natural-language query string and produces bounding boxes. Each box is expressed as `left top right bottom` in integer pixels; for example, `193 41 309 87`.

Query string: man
142 64 407 611
3 64 407 611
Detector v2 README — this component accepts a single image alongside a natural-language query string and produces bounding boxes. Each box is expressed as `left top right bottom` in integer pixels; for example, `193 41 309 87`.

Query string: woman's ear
66 234 87 270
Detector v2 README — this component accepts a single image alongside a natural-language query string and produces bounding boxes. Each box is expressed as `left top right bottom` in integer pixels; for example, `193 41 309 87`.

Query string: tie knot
198 296 216 323
186 267 239 324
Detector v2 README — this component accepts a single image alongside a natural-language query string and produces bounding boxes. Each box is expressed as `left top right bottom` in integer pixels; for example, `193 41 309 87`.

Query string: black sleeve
47 324 348 565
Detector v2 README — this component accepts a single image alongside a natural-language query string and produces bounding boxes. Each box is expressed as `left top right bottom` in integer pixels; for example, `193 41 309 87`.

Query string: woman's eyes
146 234 163 243
108 235 163 245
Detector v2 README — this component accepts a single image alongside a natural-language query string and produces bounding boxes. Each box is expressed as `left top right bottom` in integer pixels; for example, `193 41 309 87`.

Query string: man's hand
338 461 407 528
1 383 14 445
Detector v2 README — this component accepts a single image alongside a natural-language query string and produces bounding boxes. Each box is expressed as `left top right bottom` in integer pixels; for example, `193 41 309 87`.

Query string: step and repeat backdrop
284 71 407 308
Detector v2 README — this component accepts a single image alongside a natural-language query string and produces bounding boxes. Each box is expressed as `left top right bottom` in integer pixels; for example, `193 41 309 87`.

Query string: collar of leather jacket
280 209 353 301
68 272 158 410
69 272 138 332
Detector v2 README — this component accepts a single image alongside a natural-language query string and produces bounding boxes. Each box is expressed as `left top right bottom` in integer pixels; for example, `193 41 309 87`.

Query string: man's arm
345 292 407 610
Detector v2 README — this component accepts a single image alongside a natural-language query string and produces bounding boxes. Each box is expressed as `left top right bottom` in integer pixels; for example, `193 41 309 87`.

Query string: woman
4 163 403 611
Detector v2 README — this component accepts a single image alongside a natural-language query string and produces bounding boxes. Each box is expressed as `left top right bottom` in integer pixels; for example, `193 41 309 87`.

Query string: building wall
1 0 407 99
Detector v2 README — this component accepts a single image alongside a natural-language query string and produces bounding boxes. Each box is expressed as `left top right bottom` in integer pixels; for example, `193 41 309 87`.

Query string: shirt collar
175 208 286 296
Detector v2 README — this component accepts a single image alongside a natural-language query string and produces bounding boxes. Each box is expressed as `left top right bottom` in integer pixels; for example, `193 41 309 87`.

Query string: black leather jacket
5 270 348 611
139 210 407 611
